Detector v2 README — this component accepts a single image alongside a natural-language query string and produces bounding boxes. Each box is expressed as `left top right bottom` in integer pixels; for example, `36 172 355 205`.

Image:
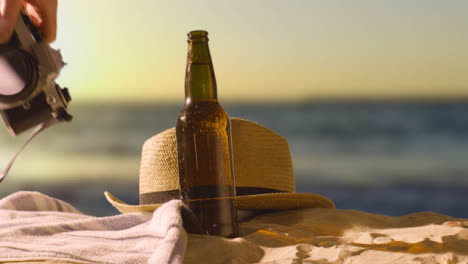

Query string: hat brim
104 191 335 214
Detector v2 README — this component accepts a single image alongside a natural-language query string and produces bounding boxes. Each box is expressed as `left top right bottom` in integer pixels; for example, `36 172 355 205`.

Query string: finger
23 3 41 25
25 0 56 43
0 0 25 43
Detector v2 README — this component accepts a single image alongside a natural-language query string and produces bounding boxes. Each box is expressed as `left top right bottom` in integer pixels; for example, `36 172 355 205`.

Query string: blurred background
1 0 468 217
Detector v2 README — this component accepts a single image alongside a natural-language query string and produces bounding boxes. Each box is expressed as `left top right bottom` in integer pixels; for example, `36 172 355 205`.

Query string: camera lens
0 47 38 104
0 57 25 96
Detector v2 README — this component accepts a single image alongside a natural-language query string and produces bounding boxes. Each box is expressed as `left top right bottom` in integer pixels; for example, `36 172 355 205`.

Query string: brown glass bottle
176 30 238 237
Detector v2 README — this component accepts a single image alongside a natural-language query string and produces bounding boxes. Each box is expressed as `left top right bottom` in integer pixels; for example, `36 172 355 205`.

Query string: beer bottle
176 30 238 237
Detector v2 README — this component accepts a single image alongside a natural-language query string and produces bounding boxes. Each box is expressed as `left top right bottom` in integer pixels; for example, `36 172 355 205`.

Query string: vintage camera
0 11 72 136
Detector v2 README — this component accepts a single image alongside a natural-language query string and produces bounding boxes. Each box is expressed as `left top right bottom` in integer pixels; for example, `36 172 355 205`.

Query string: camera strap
0 118 60 182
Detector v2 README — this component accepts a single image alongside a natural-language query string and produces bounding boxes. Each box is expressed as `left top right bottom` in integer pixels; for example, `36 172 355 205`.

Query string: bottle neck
185 40 218 103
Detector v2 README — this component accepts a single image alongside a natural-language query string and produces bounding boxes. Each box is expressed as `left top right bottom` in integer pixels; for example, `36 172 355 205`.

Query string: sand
185 208 468 264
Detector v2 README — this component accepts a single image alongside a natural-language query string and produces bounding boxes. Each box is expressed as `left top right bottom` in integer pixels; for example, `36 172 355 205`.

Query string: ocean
1 102 468 217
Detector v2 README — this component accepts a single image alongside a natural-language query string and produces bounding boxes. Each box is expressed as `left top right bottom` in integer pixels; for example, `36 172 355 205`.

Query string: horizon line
70 96 468 106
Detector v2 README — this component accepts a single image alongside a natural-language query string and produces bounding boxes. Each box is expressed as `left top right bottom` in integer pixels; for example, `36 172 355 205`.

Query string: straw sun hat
105 118 335 213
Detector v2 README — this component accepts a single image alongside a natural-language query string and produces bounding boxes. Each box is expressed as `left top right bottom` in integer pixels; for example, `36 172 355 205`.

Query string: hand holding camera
0 0 71 136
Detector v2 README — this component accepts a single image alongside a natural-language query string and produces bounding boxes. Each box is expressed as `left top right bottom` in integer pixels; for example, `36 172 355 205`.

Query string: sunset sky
52 0 468 103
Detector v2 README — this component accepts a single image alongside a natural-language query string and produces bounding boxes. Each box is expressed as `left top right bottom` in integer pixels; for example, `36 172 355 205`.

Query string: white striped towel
0 191 187 264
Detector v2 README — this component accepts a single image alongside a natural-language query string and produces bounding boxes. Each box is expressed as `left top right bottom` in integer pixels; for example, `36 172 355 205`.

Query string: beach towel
0 191 187 264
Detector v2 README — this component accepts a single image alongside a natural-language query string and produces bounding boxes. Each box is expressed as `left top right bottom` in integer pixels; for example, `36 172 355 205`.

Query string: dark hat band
139 187 286 205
